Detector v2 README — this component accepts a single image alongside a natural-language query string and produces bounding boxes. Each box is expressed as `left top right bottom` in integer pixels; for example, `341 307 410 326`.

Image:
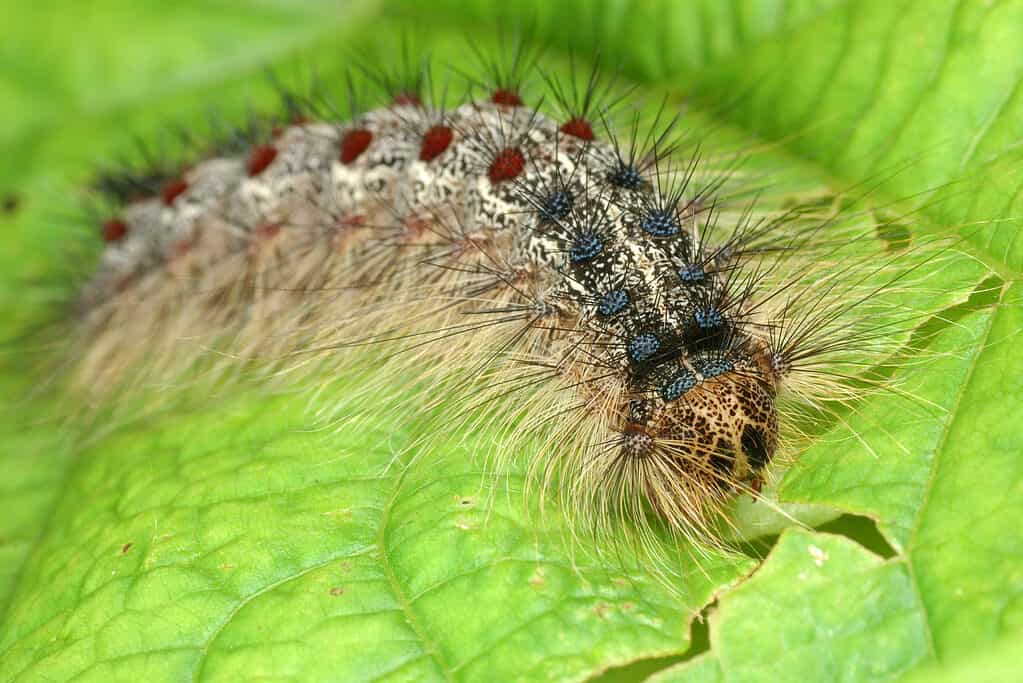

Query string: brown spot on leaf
529 567 546 587
2 192 21 216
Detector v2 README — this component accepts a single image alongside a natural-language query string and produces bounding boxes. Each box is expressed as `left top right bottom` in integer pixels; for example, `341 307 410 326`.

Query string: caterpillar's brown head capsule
618 356 780 521
658 371 778 483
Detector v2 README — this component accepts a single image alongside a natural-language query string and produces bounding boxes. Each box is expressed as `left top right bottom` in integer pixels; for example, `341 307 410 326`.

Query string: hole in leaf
876 222 912 251
815 514 896 559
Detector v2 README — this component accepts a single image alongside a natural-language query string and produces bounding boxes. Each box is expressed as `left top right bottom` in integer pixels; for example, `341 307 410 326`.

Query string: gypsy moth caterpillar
6 6 1023 682
36 30 994 593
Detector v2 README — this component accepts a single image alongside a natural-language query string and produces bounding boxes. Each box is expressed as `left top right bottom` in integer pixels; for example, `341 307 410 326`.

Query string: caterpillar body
66 51 941 562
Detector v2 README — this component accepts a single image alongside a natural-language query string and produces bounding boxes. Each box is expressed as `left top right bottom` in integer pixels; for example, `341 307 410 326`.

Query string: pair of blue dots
570 232 603 262
659 369 697 402
697 356 733 378
597 289 629 317
641 209 680 237
627 333 660 363
694 307 724 329
539 190 573 222
677 263 705 284
609 164 642 189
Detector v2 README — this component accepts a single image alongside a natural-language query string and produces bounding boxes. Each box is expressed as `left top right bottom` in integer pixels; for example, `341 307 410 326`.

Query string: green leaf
0 389 739 681
652 531 1023 683
650 529 931 682
2 1 1022 681
898 628 1023 683
779 285 1023 658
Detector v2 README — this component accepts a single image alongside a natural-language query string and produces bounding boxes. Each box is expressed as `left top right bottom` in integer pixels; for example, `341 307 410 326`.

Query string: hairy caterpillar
55 39 973 580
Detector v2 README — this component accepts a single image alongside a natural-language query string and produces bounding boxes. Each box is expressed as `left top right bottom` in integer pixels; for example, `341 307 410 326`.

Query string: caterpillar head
618 360 780 523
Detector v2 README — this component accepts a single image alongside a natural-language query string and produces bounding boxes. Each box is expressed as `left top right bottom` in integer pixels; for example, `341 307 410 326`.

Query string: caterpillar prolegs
66 48 963 563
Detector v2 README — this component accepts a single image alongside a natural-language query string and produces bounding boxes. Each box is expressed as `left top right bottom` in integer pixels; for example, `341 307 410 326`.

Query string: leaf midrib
377 470 457 682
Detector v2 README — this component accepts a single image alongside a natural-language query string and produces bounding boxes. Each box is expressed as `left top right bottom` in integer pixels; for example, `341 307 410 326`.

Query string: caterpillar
55 40 969 579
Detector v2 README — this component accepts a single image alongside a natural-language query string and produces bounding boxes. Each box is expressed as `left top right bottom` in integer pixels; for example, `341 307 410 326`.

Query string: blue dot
597 289 629 317
695 307 724 329
610 164 643 189
697 356 733 378
627 333 660 363
677 263 705 284
540 190 573 222
659 370 697 402
570 232 603 263
641 209 679 237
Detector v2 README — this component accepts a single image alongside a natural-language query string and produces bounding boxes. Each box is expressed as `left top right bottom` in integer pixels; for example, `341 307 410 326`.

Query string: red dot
420 125 453 162
340 129 373 164
404 216 432 240
102 218 128 243
560 118 594 141
488 147 525 183
393 92 422 107
114 274 136 293
170 239 192 260
491 89 523 107
255 222 282 240
247 144 278 176
161 179 188 206
271 115 311 139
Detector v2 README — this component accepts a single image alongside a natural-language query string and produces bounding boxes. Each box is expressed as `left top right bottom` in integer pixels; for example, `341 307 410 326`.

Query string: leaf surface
1 1 1021 681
